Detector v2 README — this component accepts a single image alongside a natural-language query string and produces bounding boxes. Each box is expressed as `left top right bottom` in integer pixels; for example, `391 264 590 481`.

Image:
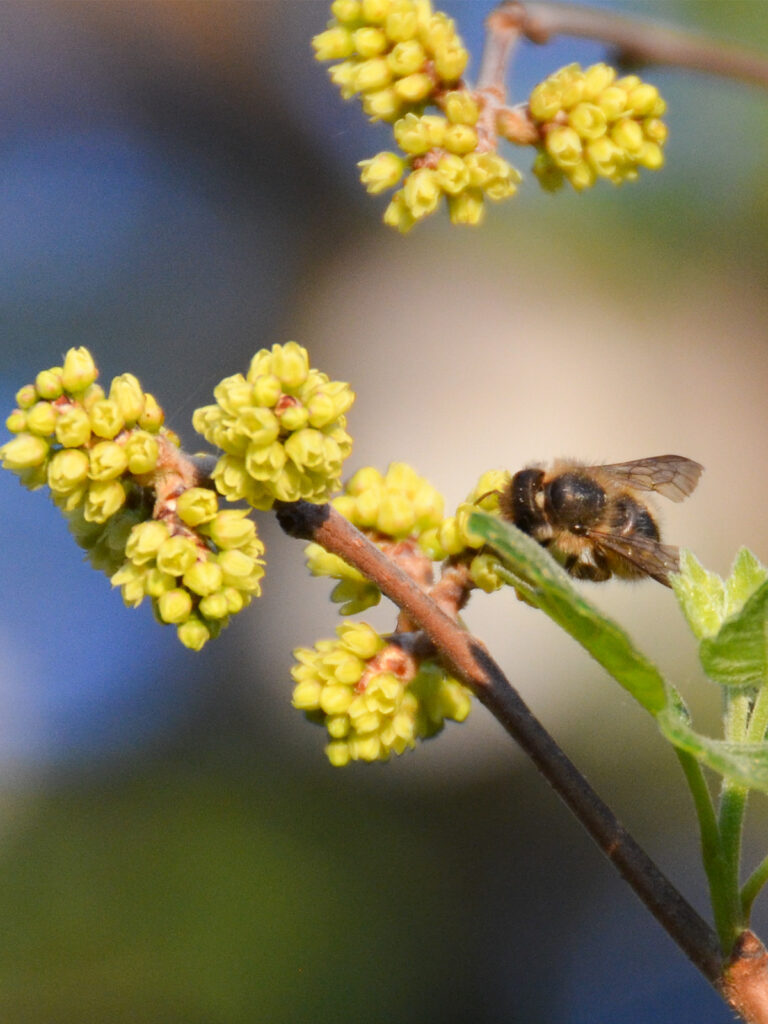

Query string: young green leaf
469 512 670 715
699 578 768 688
659 706 768 793
671 549 726 640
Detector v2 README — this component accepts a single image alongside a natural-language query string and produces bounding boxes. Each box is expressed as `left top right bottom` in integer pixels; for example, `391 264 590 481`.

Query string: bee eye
546 473 605 525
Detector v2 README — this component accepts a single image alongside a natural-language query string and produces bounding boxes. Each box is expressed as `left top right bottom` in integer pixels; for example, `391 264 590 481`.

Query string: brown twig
275 499 723 986
481 1 768 91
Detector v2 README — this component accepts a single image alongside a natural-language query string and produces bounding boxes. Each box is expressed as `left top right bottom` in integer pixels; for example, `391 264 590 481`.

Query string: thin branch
275 499 723 985
485 2 768 90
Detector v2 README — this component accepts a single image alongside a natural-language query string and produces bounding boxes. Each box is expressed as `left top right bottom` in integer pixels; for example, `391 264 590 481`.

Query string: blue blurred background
1 1 767 1020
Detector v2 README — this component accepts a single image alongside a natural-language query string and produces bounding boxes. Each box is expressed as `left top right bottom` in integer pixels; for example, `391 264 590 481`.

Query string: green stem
742 851 768 921
747 683 768 743
737 686 768 920
675 747 730 951
716 690 753 952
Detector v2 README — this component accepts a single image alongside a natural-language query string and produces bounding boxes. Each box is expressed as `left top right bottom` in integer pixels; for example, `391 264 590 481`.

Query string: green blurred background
1 1 767 1020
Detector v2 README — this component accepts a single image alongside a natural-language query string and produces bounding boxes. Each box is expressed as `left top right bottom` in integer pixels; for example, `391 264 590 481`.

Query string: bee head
503 468 547 534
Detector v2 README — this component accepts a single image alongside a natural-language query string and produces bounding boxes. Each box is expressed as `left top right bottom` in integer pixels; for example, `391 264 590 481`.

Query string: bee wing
595 455 703 503
582 529 680 587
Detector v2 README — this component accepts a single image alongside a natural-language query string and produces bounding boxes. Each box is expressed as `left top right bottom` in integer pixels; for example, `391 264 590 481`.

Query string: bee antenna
474 488 501 505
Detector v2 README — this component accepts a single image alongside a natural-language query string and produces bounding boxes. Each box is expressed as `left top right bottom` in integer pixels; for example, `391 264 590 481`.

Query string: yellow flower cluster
0 347 169 524
305 462 444 612
420 469 511 592
292 621 471 765
313 0 468 123
193 342 355 510
528 63 668 191
363 96 522 232
111 488 265 650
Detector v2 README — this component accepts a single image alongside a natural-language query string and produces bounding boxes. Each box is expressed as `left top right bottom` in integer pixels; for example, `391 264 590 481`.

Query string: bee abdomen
612 495 660 539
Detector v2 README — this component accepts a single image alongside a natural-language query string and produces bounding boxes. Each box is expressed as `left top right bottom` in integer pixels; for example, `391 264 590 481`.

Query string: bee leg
566 550 612 582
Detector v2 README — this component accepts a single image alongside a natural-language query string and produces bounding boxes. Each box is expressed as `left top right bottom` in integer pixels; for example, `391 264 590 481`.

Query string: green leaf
469 511 670 716
699 577 768 688
671 550 726 640
659 707 768 793
724 548 768 618
672 548 768 643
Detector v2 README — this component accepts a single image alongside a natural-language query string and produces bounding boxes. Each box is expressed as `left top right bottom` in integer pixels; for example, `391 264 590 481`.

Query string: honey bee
499 455 703 586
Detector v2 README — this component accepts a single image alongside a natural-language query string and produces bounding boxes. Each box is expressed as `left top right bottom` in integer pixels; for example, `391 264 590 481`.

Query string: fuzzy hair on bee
498 455 703 586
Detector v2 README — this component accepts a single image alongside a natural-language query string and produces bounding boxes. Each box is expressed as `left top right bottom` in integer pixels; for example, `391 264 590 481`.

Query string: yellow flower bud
320 685 356 715
268 342 309 391
377 492 416 536
443 123 477 155
393 72 433 103
144 568 176 598
126 520 170 563
432 43 468 83
637 141 664 170
643 118 668 145
393 112 434 155
443 90 479 125
5 410 26 433
25 401 57 437
124 431 159 474
330 0 361 23
338 621 384 659
582 62 616 101
214 374 253 416
353 57 392 93
0 434 49 470
47 449 90 494
54 406 91 448
361 0 389 23
435 154 470 195
137 393 164 431
353 26 388 57
88 440 128 481
83 479 126 523
568 160 597 191
157 588 194 624
546 126 583 168
15 385 37 409
402 168 441 219
361 87 401 121
109 374 145 423
292 679 324 711
207 509 258 549
176 486 219 526
385 7 418 43
182 559 224 597
35 369 63 400
61 347 98 392
156 535 199 576
89 399 125 440
177 617 211 651
328 60 357 100
312 26 355 62
596 86 627 120
447 188 484 226
326 742 351 767
197 591 230 619
611 118 644 155
251 373 282 407
387 39 426 76
568 102 607 141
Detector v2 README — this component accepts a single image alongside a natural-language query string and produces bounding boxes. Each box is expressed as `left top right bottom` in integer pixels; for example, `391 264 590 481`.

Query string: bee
499 455 703 586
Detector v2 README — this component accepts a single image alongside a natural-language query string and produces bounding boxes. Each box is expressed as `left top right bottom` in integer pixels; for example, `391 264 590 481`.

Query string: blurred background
1 1 767 1020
